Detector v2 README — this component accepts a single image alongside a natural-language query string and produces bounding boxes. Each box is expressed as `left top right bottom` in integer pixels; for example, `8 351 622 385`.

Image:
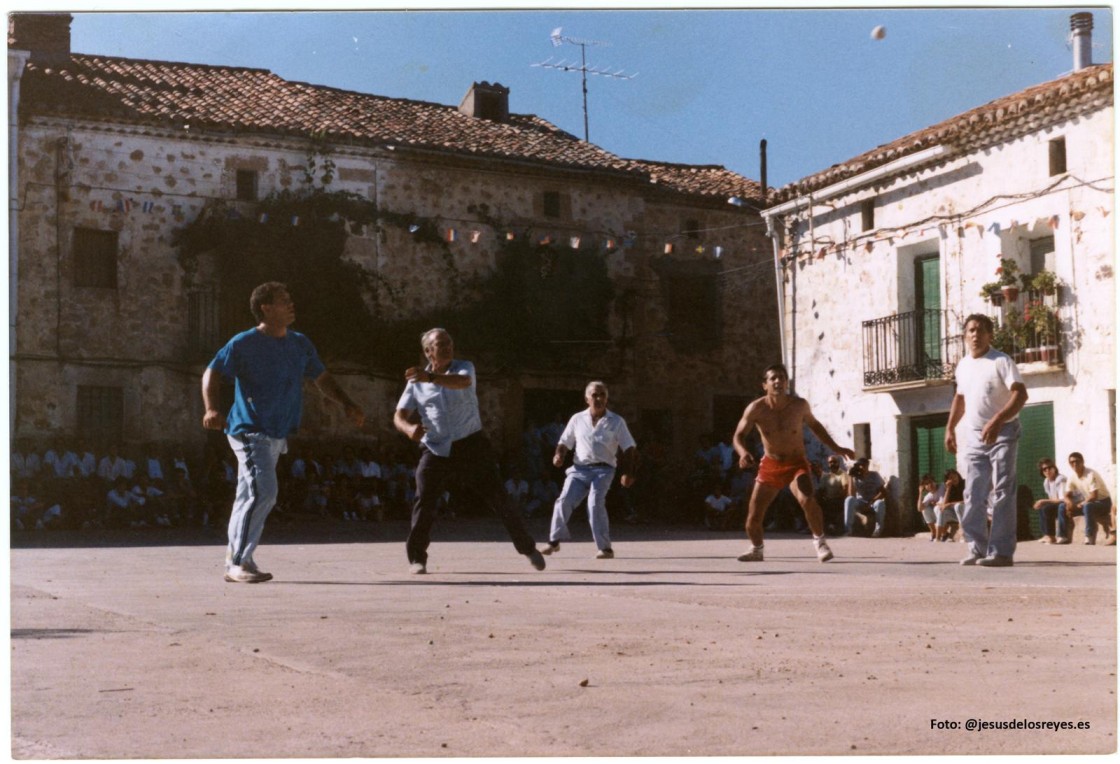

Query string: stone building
759 12 1114 533
8 13 778 486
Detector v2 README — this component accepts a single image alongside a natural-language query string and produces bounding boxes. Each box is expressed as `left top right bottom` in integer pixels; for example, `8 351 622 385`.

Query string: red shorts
755 455 813 489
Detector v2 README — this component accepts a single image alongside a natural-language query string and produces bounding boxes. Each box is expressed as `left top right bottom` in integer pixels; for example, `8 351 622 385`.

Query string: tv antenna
532 27 636 143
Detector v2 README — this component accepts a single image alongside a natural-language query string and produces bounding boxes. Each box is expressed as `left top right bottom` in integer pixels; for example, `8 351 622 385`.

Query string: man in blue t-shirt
203 282 365 583
393 328 545 574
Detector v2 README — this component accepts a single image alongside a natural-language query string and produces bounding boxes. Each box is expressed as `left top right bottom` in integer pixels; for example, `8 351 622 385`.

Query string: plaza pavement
9 519 1117 757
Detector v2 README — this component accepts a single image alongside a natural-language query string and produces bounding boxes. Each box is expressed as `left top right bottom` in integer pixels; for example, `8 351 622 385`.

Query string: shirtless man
732 363 856 562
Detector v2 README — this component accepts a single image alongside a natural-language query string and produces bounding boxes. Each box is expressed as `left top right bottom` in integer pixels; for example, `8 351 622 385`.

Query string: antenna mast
532 27 636 143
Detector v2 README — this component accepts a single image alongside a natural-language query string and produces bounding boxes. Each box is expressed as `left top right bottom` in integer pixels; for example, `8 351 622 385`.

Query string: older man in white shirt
541 381 637 559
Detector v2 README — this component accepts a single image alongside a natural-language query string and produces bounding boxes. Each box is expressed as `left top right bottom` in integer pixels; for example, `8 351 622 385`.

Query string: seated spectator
1034 457 1070 545
1065 452 1114 545
165 467 199 526
105 476 137 529
97 444 128 485
526 470 560 519
355 479 383 521
133 474 171 526
937 469 964 542
11 479 44 531
916 473 942 542
816 455 849 535
844 458 888 537
704 483 735 531
11 439 41 481
504 469 530 516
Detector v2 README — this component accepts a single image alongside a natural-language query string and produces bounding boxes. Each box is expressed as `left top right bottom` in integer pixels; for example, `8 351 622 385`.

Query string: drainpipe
9 47 29 439
764 213 788 376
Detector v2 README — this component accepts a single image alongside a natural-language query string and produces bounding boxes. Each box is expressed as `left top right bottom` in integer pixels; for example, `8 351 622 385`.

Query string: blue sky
42 4 1116 188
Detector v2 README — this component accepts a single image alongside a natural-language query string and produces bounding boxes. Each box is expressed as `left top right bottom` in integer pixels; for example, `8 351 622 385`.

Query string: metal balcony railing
862 309 962 388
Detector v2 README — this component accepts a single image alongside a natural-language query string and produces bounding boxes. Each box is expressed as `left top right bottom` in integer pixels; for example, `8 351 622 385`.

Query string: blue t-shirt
208 328 326 439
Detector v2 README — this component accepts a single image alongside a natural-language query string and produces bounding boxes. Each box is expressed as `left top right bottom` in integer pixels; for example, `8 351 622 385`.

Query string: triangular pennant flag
714 246 723 258
259 212 269 224
695 245 705 255
470 230 482 244
142 201 155 213
506 231 516 241
664 243 674 255
1049 214 1060 230
446 228 457 242
987 221 1001 236
291 215 300 226
569 236 581 249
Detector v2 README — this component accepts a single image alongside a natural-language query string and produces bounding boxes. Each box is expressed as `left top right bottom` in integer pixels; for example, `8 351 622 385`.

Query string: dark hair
944 468 962 482
1038 457 1055 476
763 363 789 380
920 473 935 484
963 313 995 335
250 282 288 322
1069 452 1084 462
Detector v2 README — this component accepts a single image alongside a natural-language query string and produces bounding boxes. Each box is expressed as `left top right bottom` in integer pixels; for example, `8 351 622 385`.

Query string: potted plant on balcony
1030 269 1061 296
980 281 1004 306
992 309 1023 360
1025 299 1060 363
998 258 1021 302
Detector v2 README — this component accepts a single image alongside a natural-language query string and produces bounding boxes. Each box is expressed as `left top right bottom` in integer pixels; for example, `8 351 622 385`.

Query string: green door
911 415 957 533
1015 402 1056 537
916 256 942 368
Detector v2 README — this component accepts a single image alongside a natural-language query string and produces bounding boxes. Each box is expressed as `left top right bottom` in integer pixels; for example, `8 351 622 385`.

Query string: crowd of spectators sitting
8 436 431 533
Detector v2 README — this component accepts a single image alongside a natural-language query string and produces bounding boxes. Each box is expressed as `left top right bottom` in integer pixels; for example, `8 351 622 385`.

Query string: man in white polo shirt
945 313 1028 567
542 381 637 559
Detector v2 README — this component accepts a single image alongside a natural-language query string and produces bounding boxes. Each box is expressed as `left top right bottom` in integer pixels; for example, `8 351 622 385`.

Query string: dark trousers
408 432 536 564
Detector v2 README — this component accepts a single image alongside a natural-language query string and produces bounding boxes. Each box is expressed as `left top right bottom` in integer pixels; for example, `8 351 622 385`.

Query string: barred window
73 228 118 288
188 288 221 356
77 386 123 444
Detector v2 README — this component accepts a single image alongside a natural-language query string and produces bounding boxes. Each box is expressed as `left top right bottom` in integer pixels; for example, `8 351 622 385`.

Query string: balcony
986 289 1065 369
862 310 962 391
863 295 1066 391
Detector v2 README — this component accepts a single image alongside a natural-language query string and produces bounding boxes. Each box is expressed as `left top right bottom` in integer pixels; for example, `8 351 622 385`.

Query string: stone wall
13 118 779 467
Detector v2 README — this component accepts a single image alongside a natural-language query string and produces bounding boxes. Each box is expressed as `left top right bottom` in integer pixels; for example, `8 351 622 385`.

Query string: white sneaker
871 524 883 538
814 537 834 562
409 562 427 575
737 546 764 562
224 565 271 583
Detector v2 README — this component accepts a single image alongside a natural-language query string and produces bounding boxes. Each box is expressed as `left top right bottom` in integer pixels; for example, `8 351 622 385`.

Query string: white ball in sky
871 25 886 40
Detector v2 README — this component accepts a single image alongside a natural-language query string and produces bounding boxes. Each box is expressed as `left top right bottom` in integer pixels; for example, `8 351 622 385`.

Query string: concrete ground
9 518 1118 757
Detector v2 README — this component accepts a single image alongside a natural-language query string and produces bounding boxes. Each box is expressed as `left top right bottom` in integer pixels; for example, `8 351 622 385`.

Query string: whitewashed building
760 13 1114 533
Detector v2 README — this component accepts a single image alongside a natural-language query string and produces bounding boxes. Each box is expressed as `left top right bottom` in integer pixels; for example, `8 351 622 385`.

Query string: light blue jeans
844 496 887 531
227 433 287 568
959 420 1021 560
550 464 615 551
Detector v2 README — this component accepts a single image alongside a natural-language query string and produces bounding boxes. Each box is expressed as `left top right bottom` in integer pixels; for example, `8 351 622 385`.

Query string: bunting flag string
1048 214 1060 230
470 230 482 244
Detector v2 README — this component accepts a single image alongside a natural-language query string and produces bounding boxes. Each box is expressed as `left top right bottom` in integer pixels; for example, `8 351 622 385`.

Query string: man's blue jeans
960 419 1021 559
1082 497 1113 541
844 496 886 532
227 433 286 568
550 463 616 551
1036 501 1069 539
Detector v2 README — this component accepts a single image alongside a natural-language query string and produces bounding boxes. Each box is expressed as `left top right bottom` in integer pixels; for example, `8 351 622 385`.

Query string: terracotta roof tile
771 63 1113 203
21 53 764 204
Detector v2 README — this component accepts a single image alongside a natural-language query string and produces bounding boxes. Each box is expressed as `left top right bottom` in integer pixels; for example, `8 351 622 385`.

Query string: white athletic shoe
224 565 272 584
814 537 834 562
737 546 764 562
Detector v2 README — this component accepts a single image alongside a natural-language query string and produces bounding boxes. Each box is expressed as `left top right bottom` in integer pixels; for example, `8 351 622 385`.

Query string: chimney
8 12 72 64
458 82 510 123
1071 12 1093 71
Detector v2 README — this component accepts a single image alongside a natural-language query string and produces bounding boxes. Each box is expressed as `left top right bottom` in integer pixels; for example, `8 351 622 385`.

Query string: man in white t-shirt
945 314 1028 567
1065 452 1113 545
541 381 637 559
